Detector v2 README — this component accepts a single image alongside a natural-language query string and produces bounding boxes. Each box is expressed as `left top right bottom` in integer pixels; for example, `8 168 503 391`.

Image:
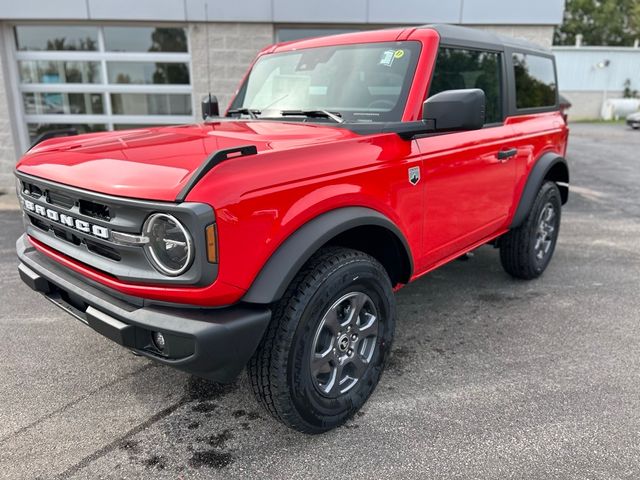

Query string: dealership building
0 0 565 192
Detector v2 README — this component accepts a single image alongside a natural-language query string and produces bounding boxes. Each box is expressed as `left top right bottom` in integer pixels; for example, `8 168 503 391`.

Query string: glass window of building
14 25 194 146
103 27 188 52
15 26 99 51
107 62 189 85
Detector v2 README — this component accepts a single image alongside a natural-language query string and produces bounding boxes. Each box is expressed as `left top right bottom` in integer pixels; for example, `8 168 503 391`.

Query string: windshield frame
227 41 422 124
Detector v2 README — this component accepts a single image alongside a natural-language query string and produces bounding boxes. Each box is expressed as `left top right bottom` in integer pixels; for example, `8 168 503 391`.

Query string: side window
429 47 503 124
513 53 557 109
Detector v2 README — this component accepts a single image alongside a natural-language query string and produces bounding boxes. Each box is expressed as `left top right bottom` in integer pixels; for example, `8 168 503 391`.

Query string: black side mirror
201 94 220 120
423 89 485 132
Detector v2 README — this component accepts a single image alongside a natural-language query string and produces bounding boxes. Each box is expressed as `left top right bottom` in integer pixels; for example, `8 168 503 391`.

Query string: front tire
247 247 396 433
500 181 562 279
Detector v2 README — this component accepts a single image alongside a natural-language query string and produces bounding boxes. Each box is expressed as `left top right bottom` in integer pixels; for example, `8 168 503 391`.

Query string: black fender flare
242 207 414 304
510 152 569 228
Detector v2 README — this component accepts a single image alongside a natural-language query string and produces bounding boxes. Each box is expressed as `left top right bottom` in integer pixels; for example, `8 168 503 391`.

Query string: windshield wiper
280 110 344 124
227 108 261 119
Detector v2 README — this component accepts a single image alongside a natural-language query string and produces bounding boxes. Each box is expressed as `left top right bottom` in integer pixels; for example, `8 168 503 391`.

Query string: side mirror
201 94 220 120
423 88 485 132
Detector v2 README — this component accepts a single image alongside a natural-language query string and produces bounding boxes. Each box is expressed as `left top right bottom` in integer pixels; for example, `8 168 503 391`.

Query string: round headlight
143 214 193 276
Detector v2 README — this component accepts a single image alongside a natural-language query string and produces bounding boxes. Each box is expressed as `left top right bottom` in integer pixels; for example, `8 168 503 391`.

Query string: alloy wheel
310 292 379 398
534 202 557 262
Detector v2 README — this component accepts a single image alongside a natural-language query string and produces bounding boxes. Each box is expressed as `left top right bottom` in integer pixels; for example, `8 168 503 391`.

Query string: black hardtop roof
421 24 552 56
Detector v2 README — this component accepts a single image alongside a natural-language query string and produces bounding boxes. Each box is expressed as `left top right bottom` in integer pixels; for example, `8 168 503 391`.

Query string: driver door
417 46 517 265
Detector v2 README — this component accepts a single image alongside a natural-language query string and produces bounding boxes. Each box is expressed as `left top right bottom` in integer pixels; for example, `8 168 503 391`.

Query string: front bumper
17 234 271 383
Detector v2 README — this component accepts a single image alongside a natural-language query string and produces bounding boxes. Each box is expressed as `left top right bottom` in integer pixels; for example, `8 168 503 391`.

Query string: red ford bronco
15 25 569 433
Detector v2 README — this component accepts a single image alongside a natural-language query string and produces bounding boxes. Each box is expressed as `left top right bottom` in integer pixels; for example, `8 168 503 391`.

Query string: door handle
497 148 517 161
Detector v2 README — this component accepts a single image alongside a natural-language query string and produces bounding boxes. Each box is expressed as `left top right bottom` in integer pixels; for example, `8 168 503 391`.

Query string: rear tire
247 247 395 433
500 181 562 279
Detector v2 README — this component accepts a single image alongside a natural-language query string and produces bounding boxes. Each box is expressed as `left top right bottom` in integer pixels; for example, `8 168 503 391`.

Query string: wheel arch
242 207 414 304
511 152 569 229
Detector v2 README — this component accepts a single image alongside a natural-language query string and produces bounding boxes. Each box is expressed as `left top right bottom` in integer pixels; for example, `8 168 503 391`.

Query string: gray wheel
500 181 562 279
533 202 557 264
310 291 379 398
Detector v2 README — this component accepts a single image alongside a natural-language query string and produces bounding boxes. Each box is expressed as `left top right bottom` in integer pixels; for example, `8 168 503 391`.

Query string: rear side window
513 53 557 109
429 47 503 124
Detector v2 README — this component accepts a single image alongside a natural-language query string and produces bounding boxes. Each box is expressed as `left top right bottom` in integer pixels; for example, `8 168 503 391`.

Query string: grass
570 118 627 124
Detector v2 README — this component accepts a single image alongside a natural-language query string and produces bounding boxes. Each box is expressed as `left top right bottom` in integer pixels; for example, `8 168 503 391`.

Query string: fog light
152 331 166 351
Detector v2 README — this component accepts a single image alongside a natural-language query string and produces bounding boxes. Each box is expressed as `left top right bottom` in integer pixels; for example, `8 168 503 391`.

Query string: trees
554 0 640 46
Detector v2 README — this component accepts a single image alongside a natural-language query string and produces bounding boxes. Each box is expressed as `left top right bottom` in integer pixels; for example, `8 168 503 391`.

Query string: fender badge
408 166 420 186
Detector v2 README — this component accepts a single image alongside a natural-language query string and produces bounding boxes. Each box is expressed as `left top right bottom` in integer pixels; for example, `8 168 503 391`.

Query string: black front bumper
17 234 271 383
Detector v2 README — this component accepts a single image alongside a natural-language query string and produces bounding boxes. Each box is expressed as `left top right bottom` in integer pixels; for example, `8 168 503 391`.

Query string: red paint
18 122 362 201
17 27 568 306
28 236 246 306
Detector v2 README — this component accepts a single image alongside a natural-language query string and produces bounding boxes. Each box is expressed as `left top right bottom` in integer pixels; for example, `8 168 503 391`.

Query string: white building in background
553 46 640 120
0 0 565 191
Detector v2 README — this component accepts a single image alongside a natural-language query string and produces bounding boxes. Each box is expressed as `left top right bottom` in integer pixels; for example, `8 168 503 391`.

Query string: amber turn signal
205 224 218 263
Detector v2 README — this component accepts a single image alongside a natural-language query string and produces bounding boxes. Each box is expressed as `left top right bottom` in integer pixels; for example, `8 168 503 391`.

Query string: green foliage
554 0 640 46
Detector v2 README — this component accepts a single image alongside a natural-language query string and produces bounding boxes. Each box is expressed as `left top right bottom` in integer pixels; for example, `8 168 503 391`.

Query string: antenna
205 2 212 94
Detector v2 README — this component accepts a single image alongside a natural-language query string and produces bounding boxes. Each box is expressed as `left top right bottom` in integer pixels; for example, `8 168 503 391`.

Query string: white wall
554 47 640 92
561 91 623 121
553 46 640 119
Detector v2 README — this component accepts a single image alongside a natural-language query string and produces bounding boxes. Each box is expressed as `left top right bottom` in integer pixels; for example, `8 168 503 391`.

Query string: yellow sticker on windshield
394 49 405 59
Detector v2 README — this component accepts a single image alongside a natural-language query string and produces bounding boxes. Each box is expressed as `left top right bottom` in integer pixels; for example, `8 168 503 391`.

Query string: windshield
229 41 421 123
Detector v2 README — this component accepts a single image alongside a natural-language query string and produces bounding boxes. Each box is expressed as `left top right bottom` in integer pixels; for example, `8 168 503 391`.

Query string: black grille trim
16 171 218 286
47 189 76 210
79 199 111 221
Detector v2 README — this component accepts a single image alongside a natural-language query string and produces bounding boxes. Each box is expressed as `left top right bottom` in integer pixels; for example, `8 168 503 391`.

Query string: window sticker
394 49 405 59
379 50 396 67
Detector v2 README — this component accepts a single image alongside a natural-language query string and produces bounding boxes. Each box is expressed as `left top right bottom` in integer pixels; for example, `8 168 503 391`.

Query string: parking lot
1 122 639 479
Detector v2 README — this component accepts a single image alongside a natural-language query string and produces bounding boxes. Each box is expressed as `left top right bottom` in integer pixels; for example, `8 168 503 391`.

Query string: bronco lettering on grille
22 199 110 240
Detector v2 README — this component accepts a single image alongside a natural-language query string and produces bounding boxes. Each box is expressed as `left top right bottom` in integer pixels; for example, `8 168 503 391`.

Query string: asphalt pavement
1 122 639 479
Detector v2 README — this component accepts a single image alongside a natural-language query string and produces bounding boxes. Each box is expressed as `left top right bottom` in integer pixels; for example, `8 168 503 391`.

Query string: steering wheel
367 99 396 110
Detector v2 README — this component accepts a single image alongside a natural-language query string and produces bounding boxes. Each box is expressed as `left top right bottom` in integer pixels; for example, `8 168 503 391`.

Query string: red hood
17 121 359 201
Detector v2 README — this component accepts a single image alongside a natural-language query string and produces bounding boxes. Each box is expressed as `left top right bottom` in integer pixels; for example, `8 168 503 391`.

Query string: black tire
500 181 562 280
247 247 396 434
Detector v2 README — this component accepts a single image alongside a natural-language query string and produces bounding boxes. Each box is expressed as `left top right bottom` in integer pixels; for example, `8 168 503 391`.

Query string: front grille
86 239 121 261
28 214 49 232
22 180 112 221
47 189 75 209
23 182 44 199
22 182 125 264
16 171 216 286
30 214 110 256
51 225 82 246
79 198 111 221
